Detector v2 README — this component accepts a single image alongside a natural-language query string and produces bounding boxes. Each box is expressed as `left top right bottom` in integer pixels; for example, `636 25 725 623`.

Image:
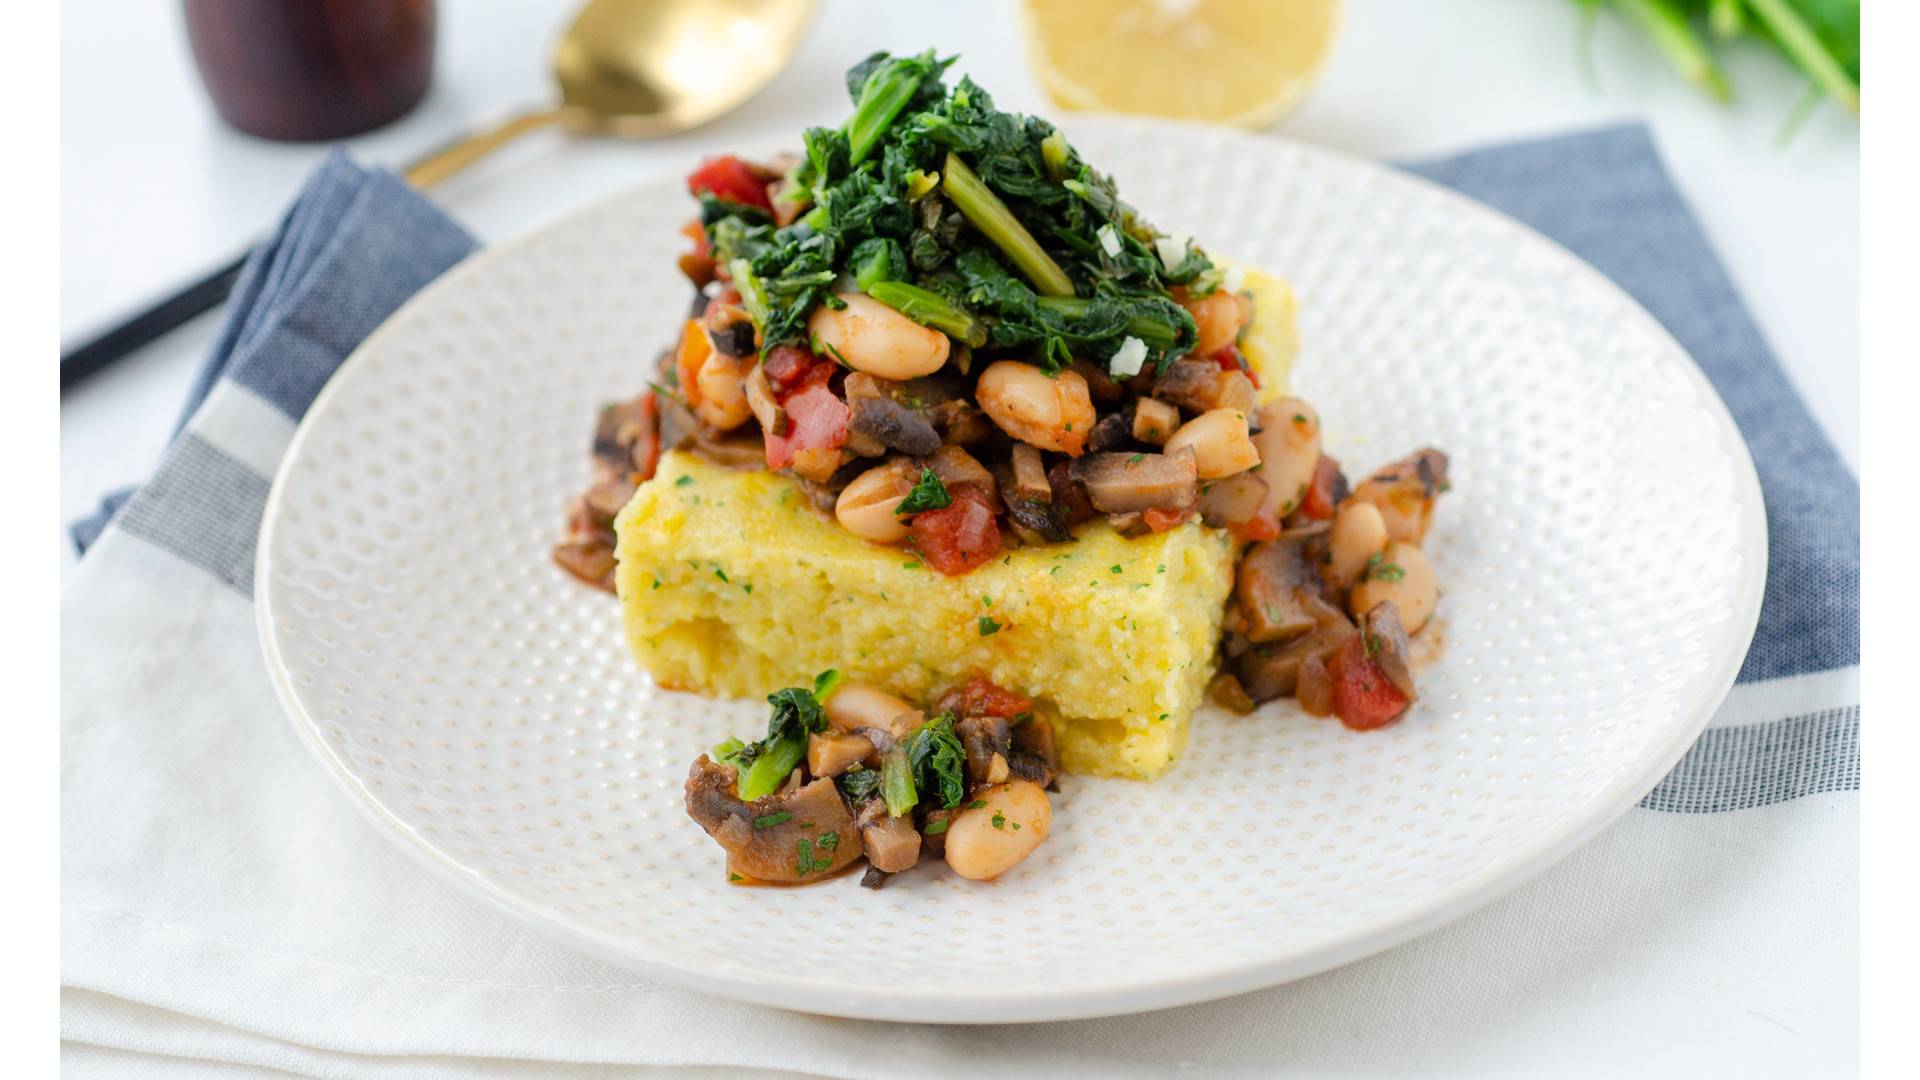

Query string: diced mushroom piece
1087 412 1134 453
1208 671 1256 714
1070 448 1199 514
1235 531 1343 643
1069 359 1127 403
704 304 758 359
1132 397 1180 445
694 428 770 470
592 398 656 475
845 372 941 457
1106 511 1152 537
807 732 874 778
1196 472 1269 528
1006 496 1072 544
1048 461 1097 526
1150 356 1225 413
1349 448 1451 544
956 715 1013 787
1296 653 1336 716
684 757 861 884
1010 443 1051 502
855 798 922 874
1361 601 1418 701
1235 601 1355 703
744 366 787 437
1008 714 1061 790
551 540 617 593
926 444 998 508
928 399 995 446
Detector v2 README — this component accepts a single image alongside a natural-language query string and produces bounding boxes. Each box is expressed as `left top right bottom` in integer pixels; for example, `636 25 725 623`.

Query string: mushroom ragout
559 51 1456 829
688 671 1058 887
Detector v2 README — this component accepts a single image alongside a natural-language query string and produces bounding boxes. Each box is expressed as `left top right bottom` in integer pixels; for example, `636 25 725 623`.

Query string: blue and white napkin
61 127 1858 1078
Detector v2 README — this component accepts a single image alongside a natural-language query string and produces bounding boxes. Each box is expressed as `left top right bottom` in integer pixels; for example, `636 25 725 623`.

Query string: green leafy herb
923 818 951 835
838 766 883 803
907 714 968 810
895 468 953 516
1365 552 1407 583
754 811 794 830
818 830 840 852
675 475 694 487
991 812 1007 829
729 677 835 800
968 799 989 810
978 615 1002 636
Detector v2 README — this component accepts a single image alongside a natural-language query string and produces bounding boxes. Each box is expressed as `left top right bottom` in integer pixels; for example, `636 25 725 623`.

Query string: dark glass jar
182 0 436 142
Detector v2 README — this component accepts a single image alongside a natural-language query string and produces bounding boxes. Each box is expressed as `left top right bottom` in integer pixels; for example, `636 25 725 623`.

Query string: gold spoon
405 0 817 187
62 0 815 388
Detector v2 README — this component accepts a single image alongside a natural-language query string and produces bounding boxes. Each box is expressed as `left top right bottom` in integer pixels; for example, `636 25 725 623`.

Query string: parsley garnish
754 811 793 830
1128 453 1144 463
923 818 950 835
728 872 743 882
1365 552 1406 583
968 799 988 810
818 831 840 852
1110 564 1123 573
894 468 952 516
979 615 1002 636
675 475 694 487
713 567 729 583
991 812 1007 829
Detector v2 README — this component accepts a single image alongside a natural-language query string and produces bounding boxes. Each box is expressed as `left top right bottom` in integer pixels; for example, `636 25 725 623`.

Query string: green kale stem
880 745 917 817
866 281 987 346
1611 0 1732 101
737 735 805 800
846 57 928 165
1036 296 1178 349
941 152 1077 298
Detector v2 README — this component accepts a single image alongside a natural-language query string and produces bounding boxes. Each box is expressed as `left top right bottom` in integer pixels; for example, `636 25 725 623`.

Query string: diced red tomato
763 344 832 397
936 676 1034 720
672 319 712 408
1325 633 1410 730
631 392 661 481
763 384 849 471
1142 506 1193 532
910 484 1002 576
1231 513 1280 543
1208 345 1259 389
685 155 773 211
1299 454 1345 520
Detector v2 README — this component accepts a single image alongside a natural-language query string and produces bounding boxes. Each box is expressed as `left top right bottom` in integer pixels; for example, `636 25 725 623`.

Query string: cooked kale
706 49 1211 373
719 678 833 800
905 713 968 810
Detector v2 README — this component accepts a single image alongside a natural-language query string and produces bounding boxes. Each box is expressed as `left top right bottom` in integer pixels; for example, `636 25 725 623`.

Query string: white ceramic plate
256 118 1765 1023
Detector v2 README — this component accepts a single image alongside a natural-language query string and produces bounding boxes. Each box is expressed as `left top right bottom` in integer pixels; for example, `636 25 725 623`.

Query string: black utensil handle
61 253 249 393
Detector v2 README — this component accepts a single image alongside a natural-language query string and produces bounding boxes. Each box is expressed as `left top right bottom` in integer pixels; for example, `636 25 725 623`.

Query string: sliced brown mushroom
855 798 922 874
683 757 861 884
1070 448 1199 514
927 444 998 507
1234 529 1343 643
956 715 1013 786
1235 603 1355 702
807 731 875 778
1007 713 1061 790
1069 358 1127 403
1087 411 1134 453
845 372 941 457
1006 496 1072 544
1361 600 1418 701
591 398 655 476
1196 471 1268 528
1047 461 1097 526
1010 443 1051 503
1149 356 1224 413
550 540 617 593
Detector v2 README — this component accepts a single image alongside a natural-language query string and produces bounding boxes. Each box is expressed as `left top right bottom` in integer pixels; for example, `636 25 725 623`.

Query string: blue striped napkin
61 126 1858 1076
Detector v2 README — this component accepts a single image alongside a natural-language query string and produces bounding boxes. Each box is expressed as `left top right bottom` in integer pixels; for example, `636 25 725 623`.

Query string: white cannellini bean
975 360 1096 455
1326 500 1390 590
1348 540 1438 634
1164 408 1260 479
806 292 950 380
834 460 918 542
1250 397 1321 521
825 682 920 738
1182 290 1247 357
692 349 755 431
943 780 1052 881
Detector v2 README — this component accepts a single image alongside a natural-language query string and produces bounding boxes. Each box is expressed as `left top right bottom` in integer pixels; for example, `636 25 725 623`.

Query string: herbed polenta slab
615 451 1237 779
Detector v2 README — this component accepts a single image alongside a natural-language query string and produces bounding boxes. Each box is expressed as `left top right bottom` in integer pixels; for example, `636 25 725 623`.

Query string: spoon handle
62 106 571 392
403 107 569 188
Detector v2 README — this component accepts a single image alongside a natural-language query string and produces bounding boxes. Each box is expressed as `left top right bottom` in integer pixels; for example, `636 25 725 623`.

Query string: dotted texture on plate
257 119 1763 1023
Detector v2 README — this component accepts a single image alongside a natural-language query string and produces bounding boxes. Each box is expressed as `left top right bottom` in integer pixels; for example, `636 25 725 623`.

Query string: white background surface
58 0 1859 572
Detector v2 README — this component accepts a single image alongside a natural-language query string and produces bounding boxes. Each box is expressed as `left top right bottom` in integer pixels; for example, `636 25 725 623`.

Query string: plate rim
254 117 1768 1024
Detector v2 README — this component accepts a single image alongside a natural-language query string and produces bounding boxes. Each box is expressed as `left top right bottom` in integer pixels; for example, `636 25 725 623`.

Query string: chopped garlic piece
1097 224 1122 258
1154 234 1190 270
1222 265 1246 293
1109 335 1148 378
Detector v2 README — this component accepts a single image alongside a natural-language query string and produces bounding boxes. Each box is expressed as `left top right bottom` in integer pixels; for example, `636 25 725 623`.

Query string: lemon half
1020 0 1342 129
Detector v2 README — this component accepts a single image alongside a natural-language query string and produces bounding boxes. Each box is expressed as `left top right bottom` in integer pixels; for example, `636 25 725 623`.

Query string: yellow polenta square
612 267 1296 780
